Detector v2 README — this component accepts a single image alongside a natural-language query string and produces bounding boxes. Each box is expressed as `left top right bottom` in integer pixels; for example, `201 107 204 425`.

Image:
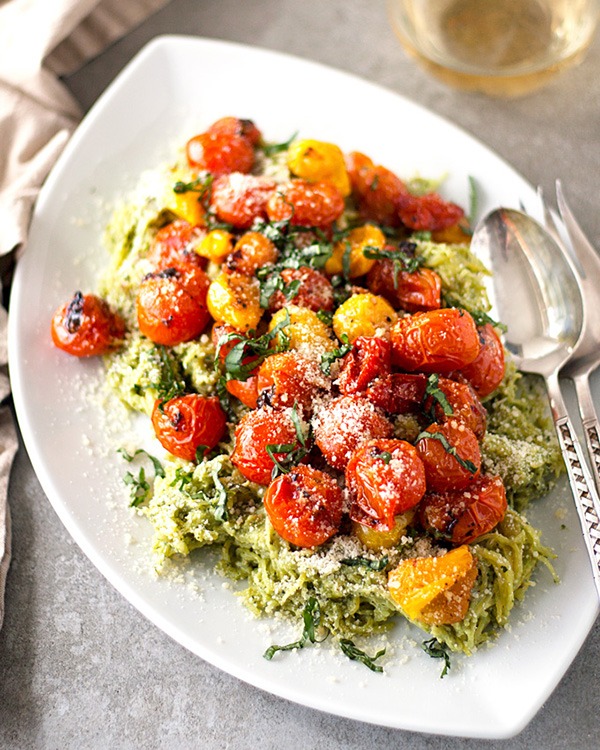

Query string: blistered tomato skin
151 394 227 462
397 192 465 231
263 465 344 547
231 406 300 485
346 439 427 530
345 151 407 226
416 420 481 492
426 377 487 440
390 308 480 373
210 174 277 229
186 131 255 176
313 394 394 470
337 336 392 395
145 220 207 270
367 262 442 313
267 266 334 314
256 351 325 416
458 323 506 398
418 474 507 545
51 292 126 357
365 373 427 414
136 265 211 346
266 179 345 227
206 116 262 146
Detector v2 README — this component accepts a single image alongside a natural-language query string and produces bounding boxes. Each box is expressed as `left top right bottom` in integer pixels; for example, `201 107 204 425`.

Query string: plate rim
8 34 599 740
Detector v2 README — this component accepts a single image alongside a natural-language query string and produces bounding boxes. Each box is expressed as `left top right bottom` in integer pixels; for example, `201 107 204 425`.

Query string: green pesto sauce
100 167 563 656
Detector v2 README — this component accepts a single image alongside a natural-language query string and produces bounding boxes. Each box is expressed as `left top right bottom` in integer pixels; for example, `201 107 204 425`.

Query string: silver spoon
471 207 600 599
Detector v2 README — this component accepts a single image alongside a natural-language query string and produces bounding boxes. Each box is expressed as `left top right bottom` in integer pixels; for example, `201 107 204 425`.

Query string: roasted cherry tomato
231 406 302 485
418 474 507 545
416 420 481 492
365 373 427 414
256 351 326 416
396 192 464 231
210 174 277 229
225 376 259 409
346 439 427 530
367 261 442 312
186 131 254 175
337 336 392 395
51 292 125 357
424 377 487 440
146 220 207 270
390 308 480 373
345 151 406 226
136 265 211 346
263 464 343 547
206 116 262 146
224 231 278 275
267 266 334 313
266 179 345 227
313 394 393 470
458 323 505 398
151 394 227 462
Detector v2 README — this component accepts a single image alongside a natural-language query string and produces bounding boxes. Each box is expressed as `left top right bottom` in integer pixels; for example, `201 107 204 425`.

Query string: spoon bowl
474 208 583 379
471 207 600 599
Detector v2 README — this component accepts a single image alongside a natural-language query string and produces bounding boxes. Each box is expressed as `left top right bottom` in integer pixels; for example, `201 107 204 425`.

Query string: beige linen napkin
0 0 170 630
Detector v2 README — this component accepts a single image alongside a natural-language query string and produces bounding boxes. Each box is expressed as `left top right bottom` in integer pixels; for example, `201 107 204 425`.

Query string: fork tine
556 180 600 279
536 185 562 240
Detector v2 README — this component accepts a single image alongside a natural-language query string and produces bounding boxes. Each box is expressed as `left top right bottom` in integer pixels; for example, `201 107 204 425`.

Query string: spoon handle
548 373 600 598
572 373 600 496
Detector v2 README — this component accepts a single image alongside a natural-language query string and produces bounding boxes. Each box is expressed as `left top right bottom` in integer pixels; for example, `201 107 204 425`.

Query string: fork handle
548 372 600 599
572 373 600 496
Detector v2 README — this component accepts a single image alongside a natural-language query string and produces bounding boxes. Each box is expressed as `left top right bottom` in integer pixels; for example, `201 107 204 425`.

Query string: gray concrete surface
2 1 600 748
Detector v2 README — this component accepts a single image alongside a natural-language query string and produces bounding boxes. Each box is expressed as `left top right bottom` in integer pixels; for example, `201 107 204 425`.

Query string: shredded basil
341 556 389 572
424 373 453 421
262 131 298 157
415 430 478 474
118 448 165 507
320 334 352 375
264 597 324 659
216 310 291 382
339 639 386 673
422 637 451 678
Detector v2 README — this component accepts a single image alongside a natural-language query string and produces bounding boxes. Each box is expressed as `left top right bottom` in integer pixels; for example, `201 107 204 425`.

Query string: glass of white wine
388 0 600 96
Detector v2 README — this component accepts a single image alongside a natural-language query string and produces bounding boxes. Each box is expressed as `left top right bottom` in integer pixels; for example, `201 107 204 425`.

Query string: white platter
8 36 599 739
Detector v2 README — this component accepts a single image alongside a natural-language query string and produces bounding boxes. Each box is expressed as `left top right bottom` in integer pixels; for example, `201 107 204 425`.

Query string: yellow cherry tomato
332 293 397 343
287 139 351 197
325 224 385 278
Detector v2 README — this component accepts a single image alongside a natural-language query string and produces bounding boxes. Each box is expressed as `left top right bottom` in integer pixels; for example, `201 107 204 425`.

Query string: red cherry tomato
424 377 487 440
367 261 442 312
418 474 507 545
266 179 345 227
458 323 505 397
151 394 227 462
416 420 481 492
267 266 334 313
146 220 207 270
337 336 392 395
231 406 301 485
206 116 262 146
345 151 407 226
136 265 211 346
210 173 277 229
390 308 480 373
51 292 125 357
256 351 326 416
346 439 427 530
225 376 259 409
396 192 464 231
186 131 254 175
365 373 427 414
263 465 343 547
313 394 393 470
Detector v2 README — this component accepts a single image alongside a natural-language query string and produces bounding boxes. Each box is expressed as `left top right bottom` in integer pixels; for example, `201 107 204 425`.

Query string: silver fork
539 182 600 493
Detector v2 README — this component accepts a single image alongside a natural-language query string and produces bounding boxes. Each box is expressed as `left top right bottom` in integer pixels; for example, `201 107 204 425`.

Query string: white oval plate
8 36 599 739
